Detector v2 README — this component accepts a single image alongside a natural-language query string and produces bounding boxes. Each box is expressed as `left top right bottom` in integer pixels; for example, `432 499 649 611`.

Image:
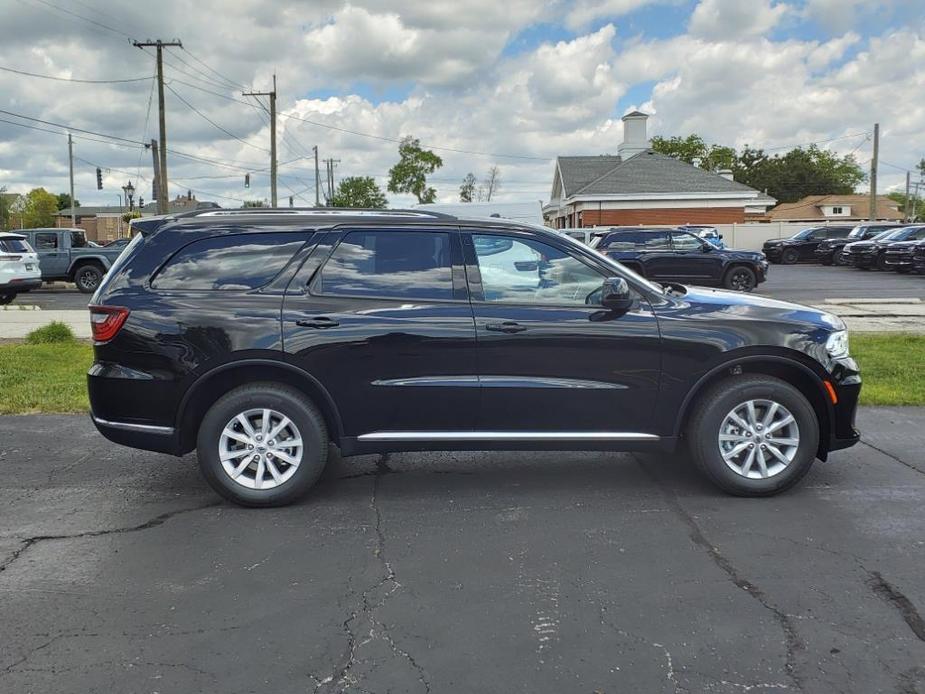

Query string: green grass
0 334 921 414
852 333 925 406
0 342 92 414
25 320 76 344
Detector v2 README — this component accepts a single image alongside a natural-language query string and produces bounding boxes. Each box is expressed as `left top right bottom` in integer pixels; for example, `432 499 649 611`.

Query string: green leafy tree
331 176 388 208
243 199 266 207
56 192 79 210
734 145 865 203
887 192 924 222
0 187 11 231
21 188 59 228
651 134 735 171
387 136 443 204
459 173 477 202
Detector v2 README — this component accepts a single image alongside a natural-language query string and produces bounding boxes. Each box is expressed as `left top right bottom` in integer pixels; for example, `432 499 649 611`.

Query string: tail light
89 305 129 343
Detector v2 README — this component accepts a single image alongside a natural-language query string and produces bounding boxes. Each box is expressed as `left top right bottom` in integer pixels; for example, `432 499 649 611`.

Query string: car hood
885 240 922 249
670 285 845 331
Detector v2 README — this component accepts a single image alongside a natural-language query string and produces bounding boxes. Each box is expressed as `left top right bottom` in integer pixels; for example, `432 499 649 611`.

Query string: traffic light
96 167 103 190
244 173 250 189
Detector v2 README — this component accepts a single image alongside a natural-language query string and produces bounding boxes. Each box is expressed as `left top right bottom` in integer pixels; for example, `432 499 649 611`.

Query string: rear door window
0 238 30 253
669 231 703 250
314 230 455 301
33 232 58 250
602 231 670 251
152 233 306 290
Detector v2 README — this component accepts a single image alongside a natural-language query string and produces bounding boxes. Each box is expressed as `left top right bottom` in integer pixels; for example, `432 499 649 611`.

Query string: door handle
295 316 340 329
485 321 527 334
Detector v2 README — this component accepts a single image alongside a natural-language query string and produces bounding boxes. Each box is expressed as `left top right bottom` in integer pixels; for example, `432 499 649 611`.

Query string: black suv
762 226 854 264
88 209 860 506
592 228 768 291
884 235 925 273
844 225 925 270
815 223 904 266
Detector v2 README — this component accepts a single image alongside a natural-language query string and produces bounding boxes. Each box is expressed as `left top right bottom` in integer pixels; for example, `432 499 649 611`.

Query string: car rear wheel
196 383 328 507
723 266 757 292
687 375 819 496
74 264 104 293
781 248 799 264
0 294 13 305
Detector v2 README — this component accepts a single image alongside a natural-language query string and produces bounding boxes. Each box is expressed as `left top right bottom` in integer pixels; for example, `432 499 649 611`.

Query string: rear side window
316 230 454 300
33 232 58 250
152 233 305 290
602 231 670 251
0 238 30 253
828 228 852 238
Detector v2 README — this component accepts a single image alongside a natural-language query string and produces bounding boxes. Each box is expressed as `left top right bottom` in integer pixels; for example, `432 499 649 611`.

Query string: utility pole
323 158 340 205
133 39 182 214
869 122 879 221
906 171 912 222
148 139 161 207
313 145 320 207
243 75 277 207
67 133 76 227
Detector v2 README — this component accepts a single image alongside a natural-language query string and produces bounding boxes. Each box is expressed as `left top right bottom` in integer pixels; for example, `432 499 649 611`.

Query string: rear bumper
0 277 42 293
90 414 179 455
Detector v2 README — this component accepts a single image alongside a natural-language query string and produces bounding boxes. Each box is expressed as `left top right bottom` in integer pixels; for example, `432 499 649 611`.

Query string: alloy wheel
218 408 303 490
717 399 800 479
78 269 98 291
729 269 755 291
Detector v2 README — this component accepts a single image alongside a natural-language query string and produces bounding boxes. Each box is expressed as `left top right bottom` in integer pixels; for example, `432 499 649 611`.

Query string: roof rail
176 207 458 220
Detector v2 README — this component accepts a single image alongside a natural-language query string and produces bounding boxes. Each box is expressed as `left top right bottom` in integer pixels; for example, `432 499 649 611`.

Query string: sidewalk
1 298 922 339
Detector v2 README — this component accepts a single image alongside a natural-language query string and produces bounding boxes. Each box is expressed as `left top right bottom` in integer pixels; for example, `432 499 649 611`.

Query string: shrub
26 321 76 344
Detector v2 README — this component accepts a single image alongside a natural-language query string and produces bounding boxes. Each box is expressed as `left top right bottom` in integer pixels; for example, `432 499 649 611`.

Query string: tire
73 264 104 294
687 375 819 497
833 252 848 267
781 248 799 265
723 265 757 292
196 382 329 507
875 254 889 271
0 294 13 305
819 258 832 266
896 267 911 274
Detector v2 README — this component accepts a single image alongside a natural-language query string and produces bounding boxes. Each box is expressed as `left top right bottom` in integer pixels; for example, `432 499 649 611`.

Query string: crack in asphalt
633 454 805 692
0 501 222 575
865 571 925 643
860 440 925 477
314 455 430 694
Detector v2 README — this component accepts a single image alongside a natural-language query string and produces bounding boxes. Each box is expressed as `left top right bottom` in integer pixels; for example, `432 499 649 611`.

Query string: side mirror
701 242 713 252
601 277 633 311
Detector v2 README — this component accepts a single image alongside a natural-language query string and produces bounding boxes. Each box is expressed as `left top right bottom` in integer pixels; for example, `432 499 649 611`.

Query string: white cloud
688 0 790 40
564 0 670 31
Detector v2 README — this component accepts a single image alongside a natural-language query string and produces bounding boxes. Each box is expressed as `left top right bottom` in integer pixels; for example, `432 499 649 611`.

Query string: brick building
543 112 775 228
56 194 219 242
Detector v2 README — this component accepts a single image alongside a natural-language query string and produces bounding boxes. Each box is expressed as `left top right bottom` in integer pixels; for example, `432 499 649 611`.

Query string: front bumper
762 246 784 261
826 356 861 453
884 252 913 269
852 251 880 268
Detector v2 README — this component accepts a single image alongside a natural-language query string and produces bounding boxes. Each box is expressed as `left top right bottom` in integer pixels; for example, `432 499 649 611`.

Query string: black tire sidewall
690 377 819 496
781 249 799 264
0 294 13 305
197 384 328 507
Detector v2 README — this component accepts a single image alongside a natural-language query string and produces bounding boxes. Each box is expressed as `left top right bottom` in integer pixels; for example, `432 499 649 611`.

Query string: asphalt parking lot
2 409 924 693
16 264 925 312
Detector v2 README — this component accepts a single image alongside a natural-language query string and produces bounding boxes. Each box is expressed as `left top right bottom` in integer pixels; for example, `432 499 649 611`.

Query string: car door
281 227 479 437
463 228 661 434
31 231 68 278
799 227 827 260
623 230 673 279
666 230 722 282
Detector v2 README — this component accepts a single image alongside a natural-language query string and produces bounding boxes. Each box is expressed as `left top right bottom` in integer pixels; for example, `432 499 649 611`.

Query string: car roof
0 232 26 239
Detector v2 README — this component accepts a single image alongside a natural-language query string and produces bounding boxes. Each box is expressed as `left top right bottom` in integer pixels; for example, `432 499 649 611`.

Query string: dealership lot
1 410 924 693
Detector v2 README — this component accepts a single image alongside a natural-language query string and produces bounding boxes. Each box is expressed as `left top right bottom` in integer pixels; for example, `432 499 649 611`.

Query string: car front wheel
781 248 799 264
197 383 329 507
723 266 757 292
74 264 104 293
687 375 819 496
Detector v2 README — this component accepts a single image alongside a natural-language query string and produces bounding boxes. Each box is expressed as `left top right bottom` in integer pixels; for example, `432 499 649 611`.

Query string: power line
26 0 134 39
0 64 150 84
179 46 248 91
166 83 271 154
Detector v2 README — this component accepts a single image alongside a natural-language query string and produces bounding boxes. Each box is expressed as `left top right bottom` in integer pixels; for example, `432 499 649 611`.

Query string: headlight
826 330 849 358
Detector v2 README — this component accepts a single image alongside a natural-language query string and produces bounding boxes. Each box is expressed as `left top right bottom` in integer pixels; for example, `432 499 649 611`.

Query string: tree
56 192 79 210
888 192 924 222
331 176 388 208
459 173 477 202
243 200 266 207
0 187 11 231
733 145 866 203
651 135 735 171
483 166 501 201
21 188 59 228
387 136 443 204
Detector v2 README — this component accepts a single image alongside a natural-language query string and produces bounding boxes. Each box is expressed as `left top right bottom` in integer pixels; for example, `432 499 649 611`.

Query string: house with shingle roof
543 112 775 228
767 194 903 222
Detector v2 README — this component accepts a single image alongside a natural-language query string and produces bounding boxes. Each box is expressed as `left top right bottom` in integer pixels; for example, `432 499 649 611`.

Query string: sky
1 0 924 209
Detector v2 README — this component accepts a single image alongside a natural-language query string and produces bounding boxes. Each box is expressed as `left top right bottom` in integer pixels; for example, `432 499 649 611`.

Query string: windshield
792 227 822 239
552 229 665 294
0 238 32 254
874 228 907 242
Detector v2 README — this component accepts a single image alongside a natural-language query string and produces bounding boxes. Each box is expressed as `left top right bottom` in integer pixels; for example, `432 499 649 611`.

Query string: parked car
843 225 925 270
679 225 726 249
87 208 860 506
762 226 854 264
883 237 925 273
103 237 132 250
19 228 126 293
594 227 768 291
814 223 905 266
0 232 42 305
913 242 925 274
